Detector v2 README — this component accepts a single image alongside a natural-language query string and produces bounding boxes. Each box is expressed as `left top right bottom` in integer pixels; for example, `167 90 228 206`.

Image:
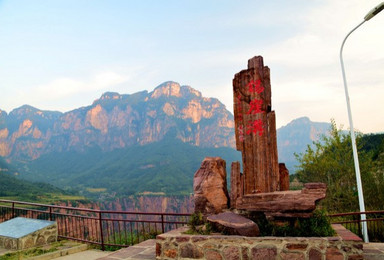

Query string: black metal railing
0 199 191 250
3 199 383 249
329 210 384 242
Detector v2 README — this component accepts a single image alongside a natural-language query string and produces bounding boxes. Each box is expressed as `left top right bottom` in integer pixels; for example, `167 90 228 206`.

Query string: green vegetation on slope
294 120 384 213
16 137 241 199
0 157 85 203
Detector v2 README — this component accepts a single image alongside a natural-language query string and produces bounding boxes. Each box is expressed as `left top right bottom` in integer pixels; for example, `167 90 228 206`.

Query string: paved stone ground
96 239 156 260
52 249 109 260
363 243 384 260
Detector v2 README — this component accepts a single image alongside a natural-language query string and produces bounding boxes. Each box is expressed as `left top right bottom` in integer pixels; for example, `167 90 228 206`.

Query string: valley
1 81 369 208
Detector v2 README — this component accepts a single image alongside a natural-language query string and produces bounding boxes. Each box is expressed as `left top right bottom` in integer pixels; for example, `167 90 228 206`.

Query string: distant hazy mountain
276 117 331 172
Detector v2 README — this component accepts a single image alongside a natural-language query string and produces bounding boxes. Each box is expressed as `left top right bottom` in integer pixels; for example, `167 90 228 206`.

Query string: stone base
0 217 57 250
156 224 363 260
234 183 327 219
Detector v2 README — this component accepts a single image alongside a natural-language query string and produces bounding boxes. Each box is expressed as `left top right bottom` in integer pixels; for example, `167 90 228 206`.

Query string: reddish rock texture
279 163 290 191
309 248 322 260
207 212 260 237
235 183 327 218
230 56 326 218
233 56 279 194
206 250 223 260
193 157 229 215
251 247 277 260
223 246 241 260
180 243 204 258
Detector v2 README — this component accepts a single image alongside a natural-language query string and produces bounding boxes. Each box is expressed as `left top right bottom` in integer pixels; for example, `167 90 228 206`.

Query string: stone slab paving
51 249 110 260
363 243 384 260
96 239 156 260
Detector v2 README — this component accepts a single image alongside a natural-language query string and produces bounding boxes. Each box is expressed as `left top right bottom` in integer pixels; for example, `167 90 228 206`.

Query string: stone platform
156 225 363 259
0 217 57 250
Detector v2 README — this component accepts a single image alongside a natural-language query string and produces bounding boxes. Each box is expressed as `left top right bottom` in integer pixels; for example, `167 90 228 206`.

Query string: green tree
295 120 383 213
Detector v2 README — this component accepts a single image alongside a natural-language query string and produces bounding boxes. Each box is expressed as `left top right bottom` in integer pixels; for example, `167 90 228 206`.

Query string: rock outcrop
207 212 260 237
193 157 230 215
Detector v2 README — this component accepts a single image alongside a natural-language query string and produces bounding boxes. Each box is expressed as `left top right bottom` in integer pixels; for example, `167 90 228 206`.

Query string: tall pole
339 2 384 243
340 20 368 242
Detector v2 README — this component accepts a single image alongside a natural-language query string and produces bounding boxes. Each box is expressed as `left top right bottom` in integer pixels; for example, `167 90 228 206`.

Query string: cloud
19 71 130 112
35 71 129 99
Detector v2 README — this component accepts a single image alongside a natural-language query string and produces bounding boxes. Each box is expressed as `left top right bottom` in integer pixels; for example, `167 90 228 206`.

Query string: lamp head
364 2 384 21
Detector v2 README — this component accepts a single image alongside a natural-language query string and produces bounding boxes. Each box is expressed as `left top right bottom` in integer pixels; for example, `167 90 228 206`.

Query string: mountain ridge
0 81 235 161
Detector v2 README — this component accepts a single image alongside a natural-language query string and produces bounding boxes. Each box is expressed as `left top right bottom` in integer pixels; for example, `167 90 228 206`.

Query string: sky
0 0 383 133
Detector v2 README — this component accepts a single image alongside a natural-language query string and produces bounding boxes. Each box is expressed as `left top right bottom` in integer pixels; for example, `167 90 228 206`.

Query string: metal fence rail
0 199 191 250
3 199 383 249
329 210 384 242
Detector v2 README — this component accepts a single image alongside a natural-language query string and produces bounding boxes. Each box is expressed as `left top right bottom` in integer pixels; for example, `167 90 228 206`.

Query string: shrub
256 209 335 237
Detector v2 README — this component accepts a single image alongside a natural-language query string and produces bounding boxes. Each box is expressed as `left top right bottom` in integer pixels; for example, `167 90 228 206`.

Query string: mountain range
0 81 234 159
0 81 332 198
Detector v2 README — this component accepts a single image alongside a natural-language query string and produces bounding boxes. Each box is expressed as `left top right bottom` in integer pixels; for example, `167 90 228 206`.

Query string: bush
256 209 335 237
185 212 212 235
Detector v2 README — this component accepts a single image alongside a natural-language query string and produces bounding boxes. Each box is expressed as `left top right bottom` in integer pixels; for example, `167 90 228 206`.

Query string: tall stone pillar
233 56 280 194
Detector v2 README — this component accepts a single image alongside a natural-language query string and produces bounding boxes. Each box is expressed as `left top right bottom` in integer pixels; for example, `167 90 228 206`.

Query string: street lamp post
340 2 384 243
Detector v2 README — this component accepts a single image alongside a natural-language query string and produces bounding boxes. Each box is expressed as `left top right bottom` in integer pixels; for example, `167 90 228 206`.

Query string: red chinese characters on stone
235 80 265 137
247 79 263 94
247 99 263 115
246 119 264 136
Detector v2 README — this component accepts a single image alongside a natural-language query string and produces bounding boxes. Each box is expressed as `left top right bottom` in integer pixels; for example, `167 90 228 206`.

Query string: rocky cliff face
60 196 194 213
0 82 235 161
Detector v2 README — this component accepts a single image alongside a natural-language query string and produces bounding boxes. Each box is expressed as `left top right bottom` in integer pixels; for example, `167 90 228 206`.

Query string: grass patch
86 188 107 193
0 241 66 260
98 229 161 251
184 212 213 235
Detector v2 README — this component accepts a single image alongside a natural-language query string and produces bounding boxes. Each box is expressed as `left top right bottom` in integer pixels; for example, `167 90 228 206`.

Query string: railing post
98 211 105 251
11 202 15 219
161 214 165 234
49 207 52 221
358 214 362 237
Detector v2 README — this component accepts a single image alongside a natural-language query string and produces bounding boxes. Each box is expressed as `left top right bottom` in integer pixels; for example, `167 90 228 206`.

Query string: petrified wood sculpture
233 56 279 194
230 56 326 218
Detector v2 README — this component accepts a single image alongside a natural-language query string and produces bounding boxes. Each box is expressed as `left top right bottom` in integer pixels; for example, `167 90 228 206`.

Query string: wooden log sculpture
230 56 326 218
233 56 279 194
